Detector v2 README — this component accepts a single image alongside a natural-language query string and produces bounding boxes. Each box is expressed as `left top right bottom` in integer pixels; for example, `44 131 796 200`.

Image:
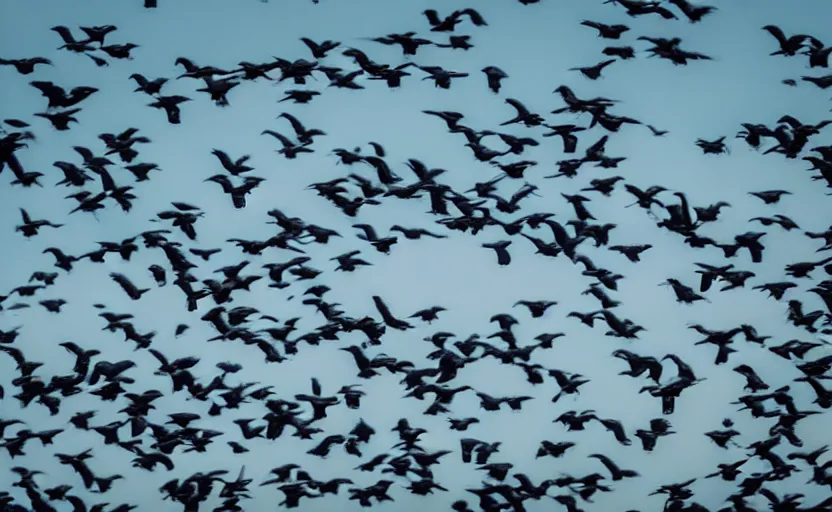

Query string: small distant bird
748 190 791 204
483 241 512 266
481 66 508 93
423 8 488 32
570 59 616 80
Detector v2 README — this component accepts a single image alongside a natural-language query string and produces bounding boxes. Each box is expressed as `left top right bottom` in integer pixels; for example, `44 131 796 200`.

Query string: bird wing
762 25 788 46
777 115 802 129
152 452 175 470
372 296 395 320
262 130 294 148
72 145 95 162
457 8 488 25
505 98 530 117
0 345 26 366
589 453 617 474
31 81 65 99
279 113 306 136
599 418 629 443
368 141 386 157
148 348 169 368
211 149 234 170
300 37 320 53
353 223 379 240
51 26 77 44
110 272 137 295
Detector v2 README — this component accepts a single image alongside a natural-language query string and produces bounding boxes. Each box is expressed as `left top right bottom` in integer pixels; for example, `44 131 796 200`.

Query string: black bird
762 25 822 56
211 149 254 176
610 244 652 262
30 81 98 109
423 8 488 32
300 38 341 59
51 25 97 53
16 209 63 237
749 189 791 204
148 95 191 124
483 241 512 266
570 59 616 80
603 46 636 59
481 66 508 93
372 296 413 330
667 0 717 22
280 89 321 104
278 112 326 145
589 453 640 480
109 272 150 300
261 129 313 159
34 108 82 131
0 57 52 74
501 98 545 127
581 20 630 39
129 73 168 95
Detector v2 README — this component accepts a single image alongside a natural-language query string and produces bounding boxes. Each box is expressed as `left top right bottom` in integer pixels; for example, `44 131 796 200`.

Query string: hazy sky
1 0 831 511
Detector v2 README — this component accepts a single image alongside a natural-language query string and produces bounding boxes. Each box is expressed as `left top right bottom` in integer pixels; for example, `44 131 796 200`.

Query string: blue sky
1 0 831 511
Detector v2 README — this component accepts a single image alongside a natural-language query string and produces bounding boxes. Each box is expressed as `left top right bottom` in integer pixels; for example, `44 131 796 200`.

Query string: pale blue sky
1 0 831 511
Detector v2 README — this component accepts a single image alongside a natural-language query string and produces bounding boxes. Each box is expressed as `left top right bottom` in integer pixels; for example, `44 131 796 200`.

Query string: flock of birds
1 0 832 511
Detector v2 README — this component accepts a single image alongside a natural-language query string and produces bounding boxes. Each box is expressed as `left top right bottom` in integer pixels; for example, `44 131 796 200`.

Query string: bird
581 20 630 39
570 59 617 80
762 25 822 56
0 57 53 75
211 149 254 175
30 81 98 109
483 241 512 266
15 208 63 237
422 9 488 32
481 66 508 93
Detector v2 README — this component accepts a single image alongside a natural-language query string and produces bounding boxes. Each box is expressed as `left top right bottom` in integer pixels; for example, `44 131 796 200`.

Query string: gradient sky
1 0 831 511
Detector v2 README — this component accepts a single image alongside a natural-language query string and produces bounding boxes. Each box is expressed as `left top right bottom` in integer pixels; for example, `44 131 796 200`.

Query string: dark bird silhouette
668 0 717 23
148 95 191 124
481 66 508 93
212 149 254 176
300 37 341 59
372 296 413 330
483 241 512 266
109 272 150 300
129 73 168 95
16 209 63 237
570 59 617 80
34 108 82 131
581 20 630 39
30 81 98 109
589 453 640 480
762 25 822 56
278 112 326 145
261 129 313 159
749 189 791 204
0 57 52 75
610 244 652 262
603 45 636 59
501 98 545 127
423 8 488 32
